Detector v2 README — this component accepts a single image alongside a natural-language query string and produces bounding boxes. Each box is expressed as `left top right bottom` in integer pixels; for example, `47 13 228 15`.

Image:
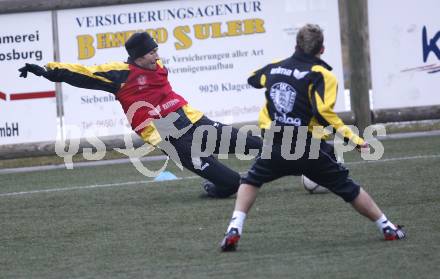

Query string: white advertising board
0 11 57 145
368 0 440 109
57 0 345 138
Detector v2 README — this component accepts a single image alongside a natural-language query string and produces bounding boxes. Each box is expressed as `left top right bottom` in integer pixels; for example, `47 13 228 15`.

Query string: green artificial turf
0 135 439 278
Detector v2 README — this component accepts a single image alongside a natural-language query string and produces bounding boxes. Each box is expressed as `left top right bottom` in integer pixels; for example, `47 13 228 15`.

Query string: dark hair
296 24 324 56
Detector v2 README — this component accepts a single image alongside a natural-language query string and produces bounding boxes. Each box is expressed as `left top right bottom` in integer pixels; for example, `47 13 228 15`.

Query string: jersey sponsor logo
270 82 296 114
147 99 180 116
137 75 147 85
270 82 302 126
293 69 309 79
273 113 302 126
269 67 309 79
270 67 292 76
162 98 180 110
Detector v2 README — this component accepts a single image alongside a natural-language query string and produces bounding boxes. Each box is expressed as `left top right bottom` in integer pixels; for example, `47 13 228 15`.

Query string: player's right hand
356 141 370 153
18 63 47 78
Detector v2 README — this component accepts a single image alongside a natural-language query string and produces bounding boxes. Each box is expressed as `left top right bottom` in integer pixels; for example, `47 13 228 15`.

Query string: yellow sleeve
44 62 130 93
248 61 281 89
310 65 365 146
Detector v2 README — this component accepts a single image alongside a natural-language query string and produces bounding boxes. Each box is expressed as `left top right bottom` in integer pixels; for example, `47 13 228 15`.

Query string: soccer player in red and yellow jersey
19 32 262 199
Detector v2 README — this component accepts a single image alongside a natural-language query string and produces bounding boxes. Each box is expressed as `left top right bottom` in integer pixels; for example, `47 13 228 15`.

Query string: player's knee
329 180 360 202
240 176 264 188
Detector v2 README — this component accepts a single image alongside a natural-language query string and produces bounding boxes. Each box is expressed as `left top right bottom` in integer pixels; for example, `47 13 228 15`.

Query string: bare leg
234 184 260 213
350 187 383 221
221 184 260 251
225 184 260 234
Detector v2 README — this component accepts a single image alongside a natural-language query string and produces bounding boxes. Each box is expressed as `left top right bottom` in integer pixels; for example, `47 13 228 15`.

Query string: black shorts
242 140 360 202
160 113 262 197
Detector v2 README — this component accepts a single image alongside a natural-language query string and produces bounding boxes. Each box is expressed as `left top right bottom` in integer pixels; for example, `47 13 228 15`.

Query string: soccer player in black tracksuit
220 24 406 251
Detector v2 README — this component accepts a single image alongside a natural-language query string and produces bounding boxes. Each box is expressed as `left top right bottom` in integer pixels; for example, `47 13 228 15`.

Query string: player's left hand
18 63 47 78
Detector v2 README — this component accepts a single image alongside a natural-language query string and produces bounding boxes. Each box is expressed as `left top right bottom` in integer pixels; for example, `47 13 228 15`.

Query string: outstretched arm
309 65 366 148
18 62 130 94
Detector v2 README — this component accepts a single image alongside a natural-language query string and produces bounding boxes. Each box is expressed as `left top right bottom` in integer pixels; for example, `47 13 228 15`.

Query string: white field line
0 155 169 175
2 130 440 175
0 154 439 198
0 175 199 197
346 154 440 164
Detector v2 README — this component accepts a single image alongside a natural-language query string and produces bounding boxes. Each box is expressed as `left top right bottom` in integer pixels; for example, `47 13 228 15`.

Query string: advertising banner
0 11 57 145
56 0 345 138
368 0 440 109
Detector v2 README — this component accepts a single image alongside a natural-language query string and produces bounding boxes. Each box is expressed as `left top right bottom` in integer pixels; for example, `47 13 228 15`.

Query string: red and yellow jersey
44 60 203 144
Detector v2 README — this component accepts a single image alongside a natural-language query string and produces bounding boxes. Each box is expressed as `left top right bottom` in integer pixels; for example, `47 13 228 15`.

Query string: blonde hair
296 24 324 56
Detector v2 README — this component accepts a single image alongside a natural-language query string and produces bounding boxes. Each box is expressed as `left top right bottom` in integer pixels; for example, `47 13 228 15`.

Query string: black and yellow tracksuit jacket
248 51 365 146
